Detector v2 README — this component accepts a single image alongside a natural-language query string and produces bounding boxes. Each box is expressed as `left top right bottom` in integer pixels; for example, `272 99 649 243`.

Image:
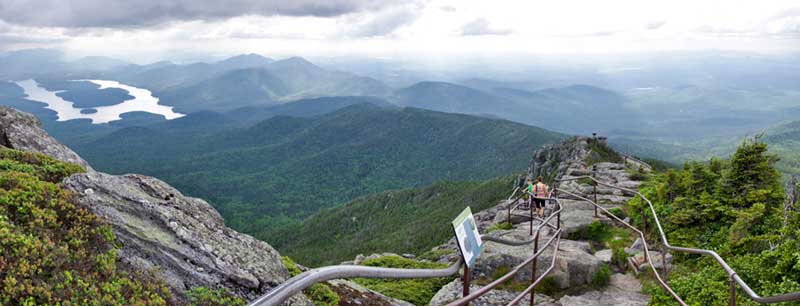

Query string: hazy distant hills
391 81 640 134
102 55 391 112
72 102 565 238
762 120 800 175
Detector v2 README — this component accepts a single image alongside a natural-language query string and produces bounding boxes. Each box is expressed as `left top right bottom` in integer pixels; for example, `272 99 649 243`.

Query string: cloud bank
0 0 404 27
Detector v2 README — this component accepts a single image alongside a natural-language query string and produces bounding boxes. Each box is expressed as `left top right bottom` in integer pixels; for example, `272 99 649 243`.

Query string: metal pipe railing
249 189 561 306
248 257 464 306
447 192 562 306
558 175 800 305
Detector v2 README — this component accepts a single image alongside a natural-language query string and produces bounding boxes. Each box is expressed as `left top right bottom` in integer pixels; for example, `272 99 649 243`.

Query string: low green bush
187 287 245 306
611 248 628 270
281 256 339 306
486 222 513 233
355 256 454 306
0 148 173 305
569 221 611 242
590 264 611 288
607 207 626 219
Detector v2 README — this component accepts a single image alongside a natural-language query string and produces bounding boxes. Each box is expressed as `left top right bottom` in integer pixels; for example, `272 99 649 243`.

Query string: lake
15 79 184 124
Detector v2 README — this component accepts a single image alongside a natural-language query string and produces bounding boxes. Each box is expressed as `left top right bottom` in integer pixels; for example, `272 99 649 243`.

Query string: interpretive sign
452 207 484 267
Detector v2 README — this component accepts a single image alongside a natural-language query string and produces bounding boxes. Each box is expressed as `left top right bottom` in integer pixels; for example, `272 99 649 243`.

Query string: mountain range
70 102 566 239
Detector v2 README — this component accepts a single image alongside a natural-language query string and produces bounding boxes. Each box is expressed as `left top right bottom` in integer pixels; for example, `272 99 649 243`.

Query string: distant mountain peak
271 56 318 69
216 53 274 69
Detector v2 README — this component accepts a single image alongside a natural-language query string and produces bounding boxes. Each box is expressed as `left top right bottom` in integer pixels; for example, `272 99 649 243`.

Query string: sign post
452 207 485 303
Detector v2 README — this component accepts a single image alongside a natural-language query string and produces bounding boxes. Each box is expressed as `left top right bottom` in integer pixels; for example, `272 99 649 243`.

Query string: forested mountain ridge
72 103 566 241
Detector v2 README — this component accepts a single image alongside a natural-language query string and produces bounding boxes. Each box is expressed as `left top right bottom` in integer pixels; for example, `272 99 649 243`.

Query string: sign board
452 207 484 267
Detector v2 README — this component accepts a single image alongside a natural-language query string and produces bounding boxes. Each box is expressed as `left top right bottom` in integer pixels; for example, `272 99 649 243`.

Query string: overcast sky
1 0 798 62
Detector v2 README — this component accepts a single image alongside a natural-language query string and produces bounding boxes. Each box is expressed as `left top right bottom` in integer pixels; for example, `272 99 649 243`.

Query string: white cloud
2 0 800 58
459 18 511 36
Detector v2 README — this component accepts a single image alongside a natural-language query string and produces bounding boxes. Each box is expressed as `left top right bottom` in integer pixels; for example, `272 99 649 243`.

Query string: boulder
558 273 649 306
0 106 92 170
472 233 602 289
63 172 310 304
328 279 415 306
630 238 644 250
429 279 559 306
594 249 613 263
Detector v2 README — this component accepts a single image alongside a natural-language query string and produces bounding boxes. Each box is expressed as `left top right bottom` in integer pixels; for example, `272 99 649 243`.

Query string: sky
0 0 799 63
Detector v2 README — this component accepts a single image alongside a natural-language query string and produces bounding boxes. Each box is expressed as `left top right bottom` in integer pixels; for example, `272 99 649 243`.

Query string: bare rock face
558 273 649 306
63 172 310 304
328 279 415 306
429 279 559 306
0 106 92 170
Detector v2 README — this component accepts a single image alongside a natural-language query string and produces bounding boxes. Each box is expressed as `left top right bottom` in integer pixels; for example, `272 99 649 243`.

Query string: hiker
532 176 549 218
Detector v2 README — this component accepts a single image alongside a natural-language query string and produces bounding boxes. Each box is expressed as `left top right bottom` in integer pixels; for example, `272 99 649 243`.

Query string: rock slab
64 172 310 304
0 106 92 170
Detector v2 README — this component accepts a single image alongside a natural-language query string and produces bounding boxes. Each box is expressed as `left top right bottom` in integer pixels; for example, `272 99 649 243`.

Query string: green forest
75 105 564 242
272 175 516 266
626 138 800 305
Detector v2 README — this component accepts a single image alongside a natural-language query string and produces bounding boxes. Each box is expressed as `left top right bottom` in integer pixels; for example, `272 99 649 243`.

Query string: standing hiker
532 176 549 218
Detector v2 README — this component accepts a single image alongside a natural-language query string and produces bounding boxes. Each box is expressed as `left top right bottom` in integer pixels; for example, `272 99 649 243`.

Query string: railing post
662 243 668 279
557 208 561 231
463 264 470 305
729 274 736 306
642 207 647 237
591 165 598 217
507 199 512 225
530 197 534 236
593 183 598 217
531 231 540 306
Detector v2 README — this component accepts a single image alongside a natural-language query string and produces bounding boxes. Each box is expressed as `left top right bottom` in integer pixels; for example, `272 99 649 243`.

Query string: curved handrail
446 193 563 306
248 257 464 306
558 175 800 304
248 192 562 306
447 229 563 306
555 187 685 305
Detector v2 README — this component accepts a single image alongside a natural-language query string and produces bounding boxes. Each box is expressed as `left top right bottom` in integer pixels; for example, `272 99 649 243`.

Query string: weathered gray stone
0 106 92 170
430 280 559 306
594 249 613 263
63 172 310 304
328 279 415 306
472 233 602 289
630 238 644 250
558 273 649 306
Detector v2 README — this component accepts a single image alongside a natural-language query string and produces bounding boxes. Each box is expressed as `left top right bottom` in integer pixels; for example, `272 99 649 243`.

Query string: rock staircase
426 136 655 306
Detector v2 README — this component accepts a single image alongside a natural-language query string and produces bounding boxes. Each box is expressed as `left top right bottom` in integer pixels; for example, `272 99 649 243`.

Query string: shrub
187 287 245 306
355 255 454 306
607 207 626 219
569 221 611 242
587 140 623 165
611 248 628 270
536 276 561 296
590 264 611 288
0 148 172 305
486 222 513 233
281 256 339 306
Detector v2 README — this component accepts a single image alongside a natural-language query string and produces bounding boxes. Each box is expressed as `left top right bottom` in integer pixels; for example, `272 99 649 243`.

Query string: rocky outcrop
558 273 649 306
63 172 310 304
528 137 588 181
0 106 311 304
428 135 653 305
429 279 559 306
0 106 92 170
328 280 415 306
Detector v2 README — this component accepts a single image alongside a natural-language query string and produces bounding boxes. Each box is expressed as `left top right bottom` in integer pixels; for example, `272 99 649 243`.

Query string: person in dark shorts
532 176 549 218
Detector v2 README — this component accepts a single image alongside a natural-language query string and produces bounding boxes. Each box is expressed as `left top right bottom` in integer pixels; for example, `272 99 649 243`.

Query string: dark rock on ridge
0 106 93 170
63 172 310 303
